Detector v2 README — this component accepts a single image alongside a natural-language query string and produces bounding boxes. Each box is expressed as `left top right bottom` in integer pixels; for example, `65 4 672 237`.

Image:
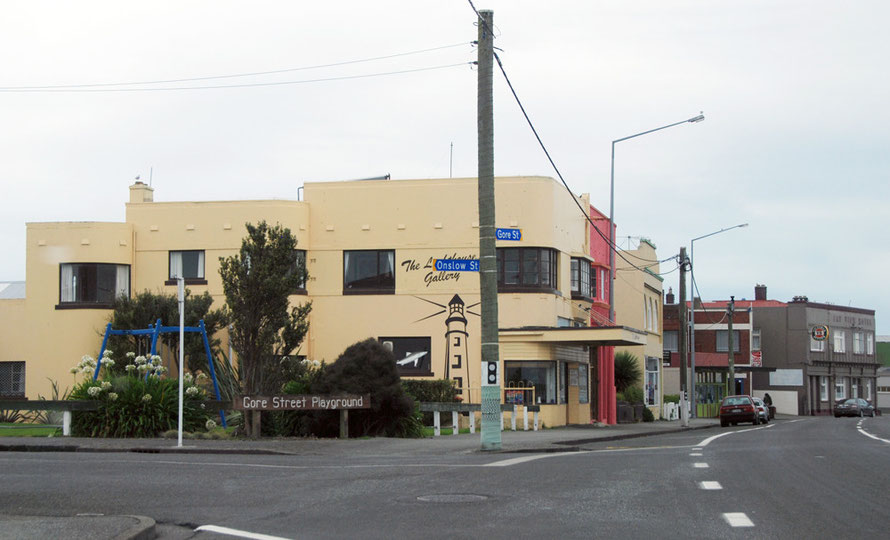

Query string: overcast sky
2 1 887 333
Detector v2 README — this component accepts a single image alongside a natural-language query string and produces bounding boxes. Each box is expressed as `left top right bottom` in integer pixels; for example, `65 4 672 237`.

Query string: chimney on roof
694 296 702 309
755 284 767 301
665 287 675 305
129 180 154 203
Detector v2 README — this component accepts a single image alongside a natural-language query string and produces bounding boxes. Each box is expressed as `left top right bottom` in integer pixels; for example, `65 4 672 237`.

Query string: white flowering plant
68 350 214 437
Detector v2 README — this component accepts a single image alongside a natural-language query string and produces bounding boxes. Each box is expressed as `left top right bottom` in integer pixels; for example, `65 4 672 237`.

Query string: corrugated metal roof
0 281 25 299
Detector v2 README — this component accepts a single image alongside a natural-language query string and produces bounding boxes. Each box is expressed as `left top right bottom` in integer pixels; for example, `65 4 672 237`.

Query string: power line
0 42 471 91
0 63 471 93
491 51 649 274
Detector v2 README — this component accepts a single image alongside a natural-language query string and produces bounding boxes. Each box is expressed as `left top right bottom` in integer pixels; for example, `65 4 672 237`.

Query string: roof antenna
149 167 153 187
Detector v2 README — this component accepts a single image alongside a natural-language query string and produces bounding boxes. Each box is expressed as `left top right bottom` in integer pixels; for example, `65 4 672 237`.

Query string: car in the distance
752 397 770 424
719 395 759 427
834 398 876 417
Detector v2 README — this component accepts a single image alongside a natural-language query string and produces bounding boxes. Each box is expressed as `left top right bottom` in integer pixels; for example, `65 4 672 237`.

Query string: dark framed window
570 257 595 300
380 336 432 376
293 249 308 292
58 263 129 308
505 361 556 404
0 361 25 397
167 250 206 285
344 250 395 294
496 247 558 293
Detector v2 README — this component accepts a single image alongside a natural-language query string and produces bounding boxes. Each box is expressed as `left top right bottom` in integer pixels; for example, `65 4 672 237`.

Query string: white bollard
63 410 71 436
511 405 517 431
469 412 476 433
523 407 529 431
452 411 459 436
534 411 539 431
433 411 441 436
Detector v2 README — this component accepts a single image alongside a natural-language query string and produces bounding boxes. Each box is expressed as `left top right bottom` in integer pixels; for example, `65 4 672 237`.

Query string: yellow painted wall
23 222 134 397
9 176 600 426
615 239 664 418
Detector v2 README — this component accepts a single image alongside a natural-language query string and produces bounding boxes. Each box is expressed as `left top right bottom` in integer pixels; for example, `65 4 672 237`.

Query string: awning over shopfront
499 325 647 347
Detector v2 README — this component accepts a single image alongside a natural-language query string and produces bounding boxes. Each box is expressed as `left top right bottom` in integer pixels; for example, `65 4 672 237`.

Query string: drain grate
416 494 488 503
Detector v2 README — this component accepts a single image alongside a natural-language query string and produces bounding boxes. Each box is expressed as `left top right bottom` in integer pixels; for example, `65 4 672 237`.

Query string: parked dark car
834 398 876 417
719 395 759 427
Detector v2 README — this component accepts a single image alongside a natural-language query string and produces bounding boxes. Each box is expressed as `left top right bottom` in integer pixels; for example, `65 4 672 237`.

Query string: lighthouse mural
444 294 471 396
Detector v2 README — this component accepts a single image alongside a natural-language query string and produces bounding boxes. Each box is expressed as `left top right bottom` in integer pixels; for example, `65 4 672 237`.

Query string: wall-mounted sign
234 394 370 411
433 259 479 272
811 325 829 341
496 228 522 241
751 350 762 367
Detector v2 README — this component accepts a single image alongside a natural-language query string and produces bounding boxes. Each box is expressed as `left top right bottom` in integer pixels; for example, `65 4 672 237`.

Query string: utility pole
678 247 689 426
727 295 736 393
476 9 501 451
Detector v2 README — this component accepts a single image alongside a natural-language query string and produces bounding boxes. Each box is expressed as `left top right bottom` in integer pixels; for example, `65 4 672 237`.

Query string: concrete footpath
0 418 719 539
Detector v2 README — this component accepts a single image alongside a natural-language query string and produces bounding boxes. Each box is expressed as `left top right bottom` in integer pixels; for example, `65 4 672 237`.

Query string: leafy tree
108 290 226 374
308 339 421 438
614 350 642 393
218 221 311 437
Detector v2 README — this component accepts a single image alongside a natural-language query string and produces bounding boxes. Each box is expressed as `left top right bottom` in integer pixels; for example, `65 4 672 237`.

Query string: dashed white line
195 525 292 540
699 481 722 490
693 462 709 468
722 512 754 527
689 452 703 456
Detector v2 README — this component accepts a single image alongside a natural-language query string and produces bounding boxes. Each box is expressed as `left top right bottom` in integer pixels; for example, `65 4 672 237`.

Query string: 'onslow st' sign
234 394 370 411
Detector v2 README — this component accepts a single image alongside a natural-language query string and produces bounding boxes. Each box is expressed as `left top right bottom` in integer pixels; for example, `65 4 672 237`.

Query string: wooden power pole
477 9 501 451
678 247 689 426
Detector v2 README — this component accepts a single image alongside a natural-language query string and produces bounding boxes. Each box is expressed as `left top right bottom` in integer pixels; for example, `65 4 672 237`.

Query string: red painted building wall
589 204 616 424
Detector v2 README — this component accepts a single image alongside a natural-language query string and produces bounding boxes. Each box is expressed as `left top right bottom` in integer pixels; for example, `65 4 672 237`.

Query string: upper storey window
344 250 395 294
497 247 558 293
59 263 129 308
168 250 206 285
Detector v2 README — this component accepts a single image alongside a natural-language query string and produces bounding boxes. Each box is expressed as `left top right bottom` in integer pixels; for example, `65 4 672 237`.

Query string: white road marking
722 512 754 527
857 427 890 444
699 481 722 490
485 451 590 467
697 423 774 447
195 525 292 540
693 462 709 468
689 452 703 456
692 447 703 451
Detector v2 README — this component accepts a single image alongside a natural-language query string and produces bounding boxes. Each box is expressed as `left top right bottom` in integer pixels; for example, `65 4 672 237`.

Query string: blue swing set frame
92 319 227 427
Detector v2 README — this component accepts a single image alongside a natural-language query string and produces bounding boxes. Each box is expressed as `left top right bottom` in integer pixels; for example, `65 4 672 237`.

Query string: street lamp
608 113 705 323
689 222 748 418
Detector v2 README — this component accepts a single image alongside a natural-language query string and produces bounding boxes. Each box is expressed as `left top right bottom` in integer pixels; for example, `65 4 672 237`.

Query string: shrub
68 351 211 437
401 379 459 403
663 394 680 404
308 339 422 438
614 351 642 392
622 386 645 404
262 358 325 437
642 407 655 422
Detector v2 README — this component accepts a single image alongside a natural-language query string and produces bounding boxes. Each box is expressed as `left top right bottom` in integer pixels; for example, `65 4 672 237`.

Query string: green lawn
0 423 62 437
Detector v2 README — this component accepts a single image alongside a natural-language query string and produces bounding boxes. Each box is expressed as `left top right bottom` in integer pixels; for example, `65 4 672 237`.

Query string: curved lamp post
689 222 748 417
609 113 705 323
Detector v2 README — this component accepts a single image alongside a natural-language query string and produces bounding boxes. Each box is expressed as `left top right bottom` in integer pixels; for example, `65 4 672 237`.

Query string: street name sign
233 394 370 411
495 228 522 241
433 259 479 272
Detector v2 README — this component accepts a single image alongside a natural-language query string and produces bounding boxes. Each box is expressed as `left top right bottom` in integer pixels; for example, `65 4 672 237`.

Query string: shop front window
505 361 556 404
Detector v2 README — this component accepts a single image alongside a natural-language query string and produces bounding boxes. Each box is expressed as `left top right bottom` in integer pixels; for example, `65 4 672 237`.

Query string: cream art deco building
0 176 646 427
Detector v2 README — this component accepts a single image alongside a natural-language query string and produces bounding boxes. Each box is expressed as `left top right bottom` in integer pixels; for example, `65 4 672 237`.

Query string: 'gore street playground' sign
234 394 370 411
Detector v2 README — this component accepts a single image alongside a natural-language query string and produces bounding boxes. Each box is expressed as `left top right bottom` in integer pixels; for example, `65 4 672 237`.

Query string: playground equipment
92 319 227 427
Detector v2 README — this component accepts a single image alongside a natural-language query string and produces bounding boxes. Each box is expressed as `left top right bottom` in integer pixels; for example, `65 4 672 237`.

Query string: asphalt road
1 416 888 539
